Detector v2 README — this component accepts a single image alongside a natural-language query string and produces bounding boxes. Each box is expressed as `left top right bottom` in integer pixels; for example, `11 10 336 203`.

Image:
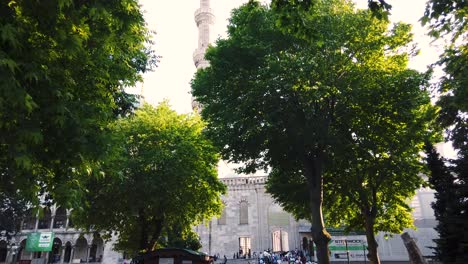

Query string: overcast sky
133 0 452 163
135 0 440 113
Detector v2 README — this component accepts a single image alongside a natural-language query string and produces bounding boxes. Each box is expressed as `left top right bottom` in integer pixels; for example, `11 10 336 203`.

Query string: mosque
0 1 438 264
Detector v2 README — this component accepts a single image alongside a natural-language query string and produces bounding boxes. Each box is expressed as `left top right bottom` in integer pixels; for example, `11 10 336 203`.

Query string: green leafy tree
192 1 430 263
267 67 436 264
0 0 155 210
425 144 468 263
323 68 436 264
74 103 226 256
271 0 392 38
161 223 203 251
423 1 468 262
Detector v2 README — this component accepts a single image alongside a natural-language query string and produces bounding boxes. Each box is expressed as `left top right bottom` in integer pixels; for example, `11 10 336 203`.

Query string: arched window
17 240 27 261
90 236 104 262
38 207 52 229
53 207 67 229
239 201 248 225
48 238 62 263
302 237 308 251
22 210 36 230
64 242 72 263
74 237 88 262
0 241 8 262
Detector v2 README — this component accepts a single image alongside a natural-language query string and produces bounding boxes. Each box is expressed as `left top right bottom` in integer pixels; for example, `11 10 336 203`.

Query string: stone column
70 246 75 264
50 214 55 230
34 212 39 231
60 247 66 264
65 214 70 230
86 245 91 263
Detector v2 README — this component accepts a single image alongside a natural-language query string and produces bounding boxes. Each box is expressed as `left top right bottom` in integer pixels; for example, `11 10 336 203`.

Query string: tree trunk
401 232 428 264
138 209 149 251
147 218 164 252
364 214 380 264
304 155 331 264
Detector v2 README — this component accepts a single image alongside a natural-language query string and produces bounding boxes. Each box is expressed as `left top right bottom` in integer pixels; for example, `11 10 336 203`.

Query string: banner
26 232 55 252
329 236 367 261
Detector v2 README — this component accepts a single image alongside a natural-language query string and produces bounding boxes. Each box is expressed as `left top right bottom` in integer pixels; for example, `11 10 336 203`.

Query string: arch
239 200 248 225
0 241 7 262
38 207 52 229
48 238 62 263
63 242 72 263
17 239 28 261
89 236 104 262
53 207 67 229
302 237 308 251
73 237 88 262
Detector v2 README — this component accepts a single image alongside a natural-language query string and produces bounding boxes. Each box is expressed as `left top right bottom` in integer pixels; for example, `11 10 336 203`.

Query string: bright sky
133 0 453 163
135 0 441 113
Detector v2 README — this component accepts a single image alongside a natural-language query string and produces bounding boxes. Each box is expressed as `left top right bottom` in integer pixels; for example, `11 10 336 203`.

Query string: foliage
422 0 467 40
192 1 437 263
161 223 203 251
423 2 468 261
0 0 155 210
425 144 468 263
324 65 436 233
73 103 225 256
271 0 392 38
0 191 29 238
423 0 467 154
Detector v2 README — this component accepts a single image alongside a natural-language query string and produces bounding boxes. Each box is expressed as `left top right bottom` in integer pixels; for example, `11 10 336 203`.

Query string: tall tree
0 0 155 212
324 68 436 264
267 67 436 264
425 144 468 263
191 1 428 263
423 1 468 262
73 103 226 256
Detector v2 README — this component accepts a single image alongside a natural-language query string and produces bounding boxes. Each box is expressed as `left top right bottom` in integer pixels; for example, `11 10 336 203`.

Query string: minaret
192 0 215 110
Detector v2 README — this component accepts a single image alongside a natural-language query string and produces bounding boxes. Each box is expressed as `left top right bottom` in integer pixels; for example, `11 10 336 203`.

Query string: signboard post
26 232 55 252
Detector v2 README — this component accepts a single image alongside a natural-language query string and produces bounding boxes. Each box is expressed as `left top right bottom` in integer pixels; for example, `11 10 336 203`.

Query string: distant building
2 206 122 264
195 176 438 262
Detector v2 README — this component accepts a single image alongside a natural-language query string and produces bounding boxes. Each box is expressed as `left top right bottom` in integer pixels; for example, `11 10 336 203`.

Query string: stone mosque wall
195 176 439 263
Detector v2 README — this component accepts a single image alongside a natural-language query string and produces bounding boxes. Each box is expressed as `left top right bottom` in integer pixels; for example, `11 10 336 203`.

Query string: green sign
26 232 55 252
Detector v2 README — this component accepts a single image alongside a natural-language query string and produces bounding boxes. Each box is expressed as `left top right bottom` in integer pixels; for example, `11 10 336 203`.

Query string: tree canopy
425 144 468 263
423 1 468 261
192 1 437 263
0 0 155 216
74 103 226 255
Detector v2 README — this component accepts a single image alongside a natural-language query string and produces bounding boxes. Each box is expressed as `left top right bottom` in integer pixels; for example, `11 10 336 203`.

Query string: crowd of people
257 250 315 264
214 249 316 264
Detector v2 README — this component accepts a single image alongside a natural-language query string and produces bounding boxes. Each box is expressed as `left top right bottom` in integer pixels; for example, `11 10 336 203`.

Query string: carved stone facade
195 176 302 258
195 176 438 262
3 206 121 264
